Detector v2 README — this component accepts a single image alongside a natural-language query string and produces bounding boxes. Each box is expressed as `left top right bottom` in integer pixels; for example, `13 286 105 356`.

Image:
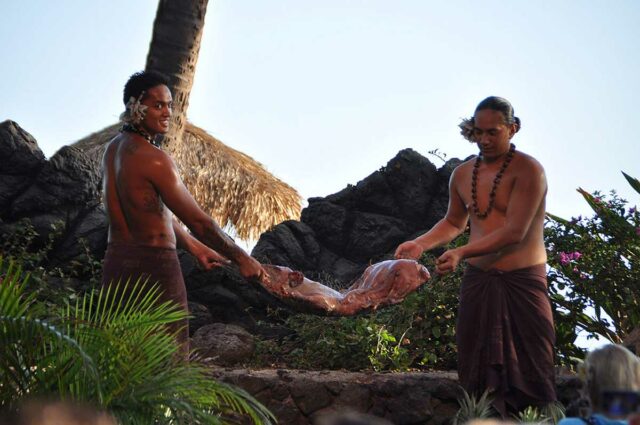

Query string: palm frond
111 365 275 425
0 257 100 406
0 258 275 424
67 277 186 331
0 257 35 317
66 279 274 424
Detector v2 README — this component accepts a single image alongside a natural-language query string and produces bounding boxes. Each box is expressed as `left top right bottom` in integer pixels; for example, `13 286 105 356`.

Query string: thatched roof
73 123 302 240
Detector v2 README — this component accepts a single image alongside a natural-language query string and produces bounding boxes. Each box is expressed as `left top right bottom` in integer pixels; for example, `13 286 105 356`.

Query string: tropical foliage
0 218 101 307
452 388 495 425
514 403 565 425
0 257 275 424
546 172 640 363
253 237 466 371
256 172 640 371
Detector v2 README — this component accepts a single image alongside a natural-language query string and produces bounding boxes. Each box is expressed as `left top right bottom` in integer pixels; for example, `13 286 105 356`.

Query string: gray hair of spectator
582 344 640 411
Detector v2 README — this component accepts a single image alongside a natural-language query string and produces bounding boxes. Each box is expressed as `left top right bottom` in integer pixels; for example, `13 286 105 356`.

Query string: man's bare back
103 133 177 248
100 71 270 355
102 71 266 284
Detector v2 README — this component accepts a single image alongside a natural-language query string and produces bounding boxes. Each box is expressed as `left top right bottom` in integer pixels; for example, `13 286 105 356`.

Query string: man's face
140 85 172 135
472 109 516 158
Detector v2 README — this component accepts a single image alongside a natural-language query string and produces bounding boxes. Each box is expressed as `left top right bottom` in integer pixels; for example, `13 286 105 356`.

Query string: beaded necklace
121 123 159 147
470 143 516 219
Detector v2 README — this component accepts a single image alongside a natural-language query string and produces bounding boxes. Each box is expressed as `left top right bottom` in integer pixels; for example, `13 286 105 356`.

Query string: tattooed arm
145 151 266 281
173 218 230 270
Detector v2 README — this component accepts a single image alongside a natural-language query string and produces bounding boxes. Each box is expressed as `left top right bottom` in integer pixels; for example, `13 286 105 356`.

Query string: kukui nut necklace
122 123 159 147
471 143 516 219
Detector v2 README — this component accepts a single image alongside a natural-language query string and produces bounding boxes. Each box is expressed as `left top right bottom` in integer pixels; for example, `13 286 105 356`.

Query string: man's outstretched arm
395 168 469 259
148 153 266 281
173 218 230 270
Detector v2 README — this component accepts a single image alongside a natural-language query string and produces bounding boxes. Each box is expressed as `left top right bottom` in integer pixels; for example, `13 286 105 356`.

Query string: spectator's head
314 411 393 425
0 400 116 425
582 344 640 413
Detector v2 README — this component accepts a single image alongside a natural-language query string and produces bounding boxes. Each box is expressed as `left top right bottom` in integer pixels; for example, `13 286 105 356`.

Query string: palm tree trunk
145 0 209 148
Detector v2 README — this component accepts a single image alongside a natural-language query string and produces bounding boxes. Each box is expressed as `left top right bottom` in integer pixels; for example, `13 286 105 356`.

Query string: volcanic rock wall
252 149 466 285
0 120 107 267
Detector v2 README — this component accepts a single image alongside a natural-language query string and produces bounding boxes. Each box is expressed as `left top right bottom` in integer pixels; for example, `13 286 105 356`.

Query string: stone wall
210 368 582 425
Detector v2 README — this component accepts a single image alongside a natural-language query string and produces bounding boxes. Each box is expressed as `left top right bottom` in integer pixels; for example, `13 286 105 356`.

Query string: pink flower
573 267 579 273
580 272 588 280
594 197 602 204
558 251 581 265
636 227 640 236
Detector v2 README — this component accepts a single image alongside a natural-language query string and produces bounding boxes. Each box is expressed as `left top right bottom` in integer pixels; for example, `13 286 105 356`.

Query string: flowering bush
545 172 640 363
260 171 640 370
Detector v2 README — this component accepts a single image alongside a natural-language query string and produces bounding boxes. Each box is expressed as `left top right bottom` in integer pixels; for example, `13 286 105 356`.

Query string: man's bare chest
457 168 517 215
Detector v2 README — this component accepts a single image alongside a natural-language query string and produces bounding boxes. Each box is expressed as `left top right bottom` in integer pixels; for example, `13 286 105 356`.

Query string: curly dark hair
123 70 170 105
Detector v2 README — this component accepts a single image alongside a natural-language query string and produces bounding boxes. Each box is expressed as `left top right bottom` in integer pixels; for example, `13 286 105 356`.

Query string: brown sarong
457 264 556 417
101 242 189 354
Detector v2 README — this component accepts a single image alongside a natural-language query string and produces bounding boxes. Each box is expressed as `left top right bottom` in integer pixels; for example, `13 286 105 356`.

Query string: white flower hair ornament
120 91 148 125
458 117 476 143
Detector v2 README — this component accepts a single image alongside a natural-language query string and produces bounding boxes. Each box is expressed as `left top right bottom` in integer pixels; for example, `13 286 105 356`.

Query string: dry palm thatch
73 122 301 240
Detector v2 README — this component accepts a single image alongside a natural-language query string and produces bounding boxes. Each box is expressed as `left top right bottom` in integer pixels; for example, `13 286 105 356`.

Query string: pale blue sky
1 1 639 221
2 1 639 349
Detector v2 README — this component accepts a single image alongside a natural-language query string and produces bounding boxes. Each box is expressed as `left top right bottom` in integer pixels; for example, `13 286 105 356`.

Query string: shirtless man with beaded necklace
101 71 268 354
395 96 556 416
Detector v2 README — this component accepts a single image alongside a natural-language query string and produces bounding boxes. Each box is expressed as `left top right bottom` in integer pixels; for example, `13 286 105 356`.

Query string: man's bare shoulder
450 157 477 180
513 150 546 175
102 133 124 164
116 135 173 166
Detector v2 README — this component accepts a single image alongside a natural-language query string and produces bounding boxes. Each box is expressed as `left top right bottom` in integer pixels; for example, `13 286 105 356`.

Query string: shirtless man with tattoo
101 71 267 352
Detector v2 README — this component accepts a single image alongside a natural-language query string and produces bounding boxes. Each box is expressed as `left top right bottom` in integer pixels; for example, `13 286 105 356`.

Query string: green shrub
253 237 465 371
515 403 565 424
453 388 495 425
0 257 275 424
0 218 102 307
546 172 640 365
0 218 63 272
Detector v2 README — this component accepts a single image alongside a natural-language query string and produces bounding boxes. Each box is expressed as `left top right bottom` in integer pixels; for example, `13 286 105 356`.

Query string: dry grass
73 122 301 240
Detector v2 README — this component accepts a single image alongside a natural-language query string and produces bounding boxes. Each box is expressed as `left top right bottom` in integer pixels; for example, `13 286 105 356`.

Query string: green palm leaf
0 257 100 408
546 212 571 226
622 171 640 195
66 278 274 424
0 257 275 424
0 258 34 317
